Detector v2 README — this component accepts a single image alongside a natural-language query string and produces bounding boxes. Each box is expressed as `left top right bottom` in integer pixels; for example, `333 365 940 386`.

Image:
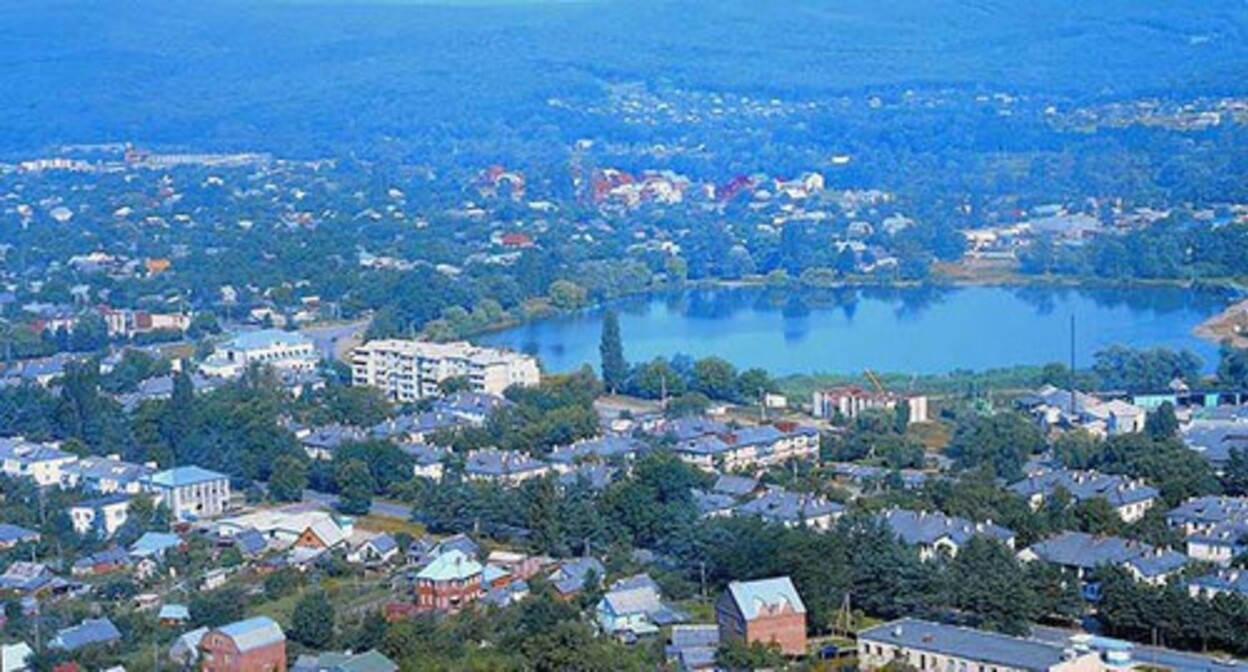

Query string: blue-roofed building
712 474 759 497
548 435 643 472
1182 415 1248 471
716 576 807 656
858 618 1102 672
596 576 689 639
129 532 182 559
464 449 549 487
398 442 448 481
665 624 719 671
548 557 606 598
348 533 399 566
201 328 317 378
62 454 152 494
301 424 367 460
202 616 287 669
72 547 132 577
734 487 844 531
433 391 511 425
415 549 484 613
0 437 78 488
672 422 820 472
50 617 122 652
0 523 40 550
158 603 190 624
556 464 618 491
879 508 1016 561
1188 568 1248 600
371 412 465 444
0 562 55 594
1020 531 1185 598
143 465 231 521
1008 468 1158 522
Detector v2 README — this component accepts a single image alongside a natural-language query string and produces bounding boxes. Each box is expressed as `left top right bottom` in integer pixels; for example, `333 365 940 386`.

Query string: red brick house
200 616 286 672
414 549 483 613
715 576 807 656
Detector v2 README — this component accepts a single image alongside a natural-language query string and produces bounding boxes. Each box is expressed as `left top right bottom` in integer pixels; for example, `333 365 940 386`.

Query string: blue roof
227 329 310 351
735 488 843 524
53 618 122 651
725 576 805 619
1009 468 1158 508
130 532 182 557
0 523 40 544
146 465 228 488
216 616 285 652
158 603 190 621
1024 532 1153 571
861 619 1070 671
417 549 483 582
880 509 1015 548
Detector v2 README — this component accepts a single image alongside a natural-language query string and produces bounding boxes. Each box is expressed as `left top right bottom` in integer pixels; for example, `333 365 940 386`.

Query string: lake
475 285 1236 376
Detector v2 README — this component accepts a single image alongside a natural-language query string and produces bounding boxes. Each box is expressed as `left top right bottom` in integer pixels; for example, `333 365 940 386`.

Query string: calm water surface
476 285 1233 375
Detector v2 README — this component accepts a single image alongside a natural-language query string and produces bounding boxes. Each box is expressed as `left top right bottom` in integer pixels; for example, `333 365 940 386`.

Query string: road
302 489 414 519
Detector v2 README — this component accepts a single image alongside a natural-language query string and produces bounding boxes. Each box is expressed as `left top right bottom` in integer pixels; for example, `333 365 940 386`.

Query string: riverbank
1195 298 1248 348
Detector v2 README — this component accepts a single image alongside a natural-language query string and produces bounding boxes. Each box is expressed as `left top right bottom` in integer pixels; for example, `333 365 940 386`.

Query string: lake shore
1195 298 1248 348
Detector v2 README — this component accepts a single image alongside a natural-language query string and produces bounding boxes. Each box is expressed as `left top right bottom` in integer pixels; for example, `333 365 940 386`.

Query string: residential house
1019 532 1187 598
548 557 606 599
734 487 844 531
0 642 32 672
398 443 447 481
347 534 399 566
50 618 121 654
0 437 77 488
72 548 132 577
463 449 549 486
0 563 55 596
715 576 807 656
547 436 643 474
857 618 1103 672
216 507 352 550
301 424 366 461
432 392 510 425
1017 385 1146 437
879 509 1016 561
61 455 151 494
1008 468 1158 523
1188 568 1248 600
0 524 39 551
290 650 398 672
414 549 484 613
665 625 719 672
158 604 190 627
69 494 131 537
711 474 760 498
371 412 465 444
557 464 617 491
596 574 688 639
169 627 208 668
691 489 737 518
1167 495 1248 565
673 423 820 472
143 465 231 521
129 532 183 561
200 616 287 672
1182 416 1248 472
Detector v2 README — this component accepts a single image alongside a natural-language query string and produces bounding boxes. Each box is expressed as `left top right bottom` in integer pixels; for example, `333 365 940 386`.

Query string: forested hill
2 0 1246 156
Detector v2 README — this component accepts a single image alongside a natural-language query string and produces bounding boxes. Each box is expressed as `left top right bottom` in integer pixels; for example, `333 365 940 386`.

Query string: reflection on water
477 285 1233 376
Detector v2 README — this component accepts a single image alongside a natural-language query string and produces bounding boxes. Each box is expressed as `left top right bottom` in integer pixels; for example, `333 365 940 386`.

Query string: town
0 308 1244 670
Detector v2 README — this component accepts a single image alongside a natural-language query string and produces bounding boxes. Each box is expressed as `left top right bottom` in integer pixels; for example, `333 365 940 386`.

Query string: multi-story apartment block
352 339 540 402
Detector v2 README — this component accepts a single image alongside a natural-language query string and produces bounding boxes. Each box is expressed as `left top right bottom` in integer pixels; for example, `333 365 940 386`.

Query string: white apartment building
200 329 318 378
352 339 540 402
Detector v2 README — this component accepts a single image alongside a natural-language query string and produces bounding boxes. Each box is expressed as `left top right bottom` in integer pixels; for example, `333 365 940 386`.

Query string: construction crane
863 368 887 395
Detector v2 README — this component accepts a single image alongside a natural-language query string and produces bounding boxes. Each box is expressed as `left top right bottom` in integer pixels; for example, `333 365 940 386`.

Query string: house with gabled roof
463 449 549 487
50 618 121 653
716 576 807 656
548 557 605 599
61 455 152 494
1008 468 1158 523
0 523 40 550
200 615 286 672
735 487 844 531
69 493 132 537
879 508 1015 561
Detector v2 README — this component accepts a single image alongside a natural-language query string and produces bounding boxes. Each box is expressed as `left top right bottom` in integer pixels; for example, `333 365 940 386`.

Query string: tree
947 411 1044 481
548 280 588 310
599 310 627 394
1218 343 1248 390
1145 401 1179 438
336 459 375 515
269 455 308 502
291 590 336 648
692 357 739 401
947 537 1037 635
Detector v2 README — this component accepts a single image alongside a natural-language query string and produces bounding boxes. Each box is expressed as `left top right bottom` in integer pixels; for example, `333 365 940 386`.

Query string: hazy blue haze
477 285 1232 375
